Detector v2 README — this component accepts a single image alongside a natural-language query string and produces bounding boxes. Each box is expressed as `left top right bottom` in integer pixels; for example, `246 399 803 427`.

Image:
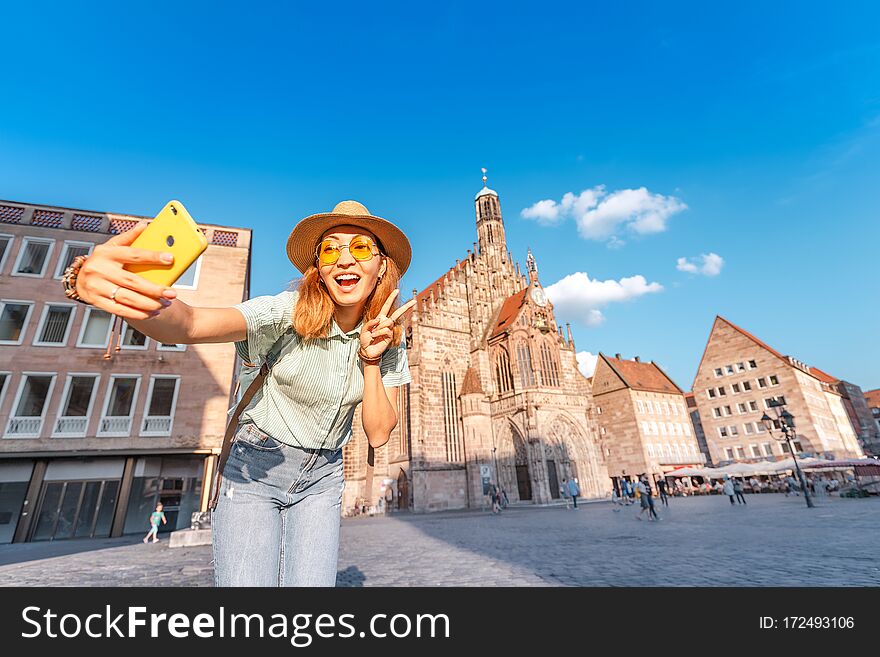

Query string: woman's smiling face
316 224 386 310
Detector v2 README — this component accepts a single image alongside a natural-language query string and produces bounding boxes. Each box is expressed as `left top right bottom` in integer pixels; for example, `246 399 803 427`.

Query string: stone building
684 392 711 465
865 389 880 440
0 199 249 542
692 316 864 464
834 380 880 457
342 177 609 512
591 353 705 492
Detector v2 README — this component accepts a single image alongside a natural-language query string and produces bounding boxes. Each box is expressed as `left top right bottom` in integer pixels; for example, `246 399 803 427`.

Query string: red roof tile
489 288 529 338
864 389 880 409
806 366 838 384
460 366 484 395
601 354 683 394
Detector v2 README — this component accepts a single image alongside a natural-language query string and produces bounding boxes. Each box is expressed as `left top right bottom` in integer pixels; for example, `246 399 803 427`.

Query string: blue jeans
212 422 345 587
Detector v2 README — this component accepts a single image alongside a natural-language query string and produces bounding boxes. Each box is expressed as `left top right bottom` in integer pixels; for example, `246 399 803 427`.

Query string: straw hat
286 200 412 276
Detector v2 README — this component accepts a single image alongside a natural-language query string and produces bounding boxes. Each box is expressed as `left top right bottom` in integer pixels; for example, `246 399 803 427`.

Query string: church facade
342 178 610 513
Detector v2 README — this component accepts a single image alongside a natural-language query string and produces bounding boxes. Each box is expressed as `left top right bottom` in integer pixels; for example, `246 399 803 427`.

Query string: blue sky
2 1 878 390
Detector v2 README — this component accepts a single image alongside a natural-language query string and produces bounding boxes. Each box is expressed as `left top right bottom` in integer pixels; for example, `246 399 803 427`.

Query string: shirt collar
328 318 363 341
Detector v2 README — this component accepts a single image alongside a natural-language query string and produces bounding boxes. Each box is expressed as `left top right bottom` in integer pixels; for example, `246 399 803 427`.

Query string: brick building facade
340 179 609 512
692 316 864 464
0 200 249 542
592 353 705 492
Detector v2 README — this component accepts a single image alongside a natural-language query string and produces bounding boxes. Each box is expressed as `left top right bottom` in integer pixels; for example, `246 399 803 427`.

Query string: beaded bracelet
357 347 382 365
62 255 90 305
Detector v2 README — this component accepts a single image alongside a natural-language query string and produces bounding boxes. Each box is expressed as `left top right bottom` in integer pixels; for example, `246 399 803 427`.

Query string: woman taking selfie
65 200 414 586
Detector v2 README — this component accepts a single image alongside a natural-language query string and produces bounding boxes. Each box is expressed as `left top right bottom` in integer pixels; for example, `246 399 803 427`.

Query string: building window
33 304 76 346
762 442 773 456
494 347 514 394
769 375 779 386
0 234 13 272
646 443 654 457
750 444 761 457
748 360 758 369
98 376 141 436
651 421 658 434
668 422 675 435
120 322 148 350
749 400 759 412
173 255 203 289
725 365 734 375
12 237 54 277
756 422 766 433
732 383 741 393
636 400 645 413
724 448 734 460
713 407 722 418
757 377 767 388
53 374 99 436
683 422 691 436
141 376 180 435
737 362 746 372
77 307 113 348
642 421 651 435
724 405 732 416
743 381 752 391
714 368 723 377
539 341 560 387
718 386 727 396
516 343 535 388
0 300 34 344
53 241 94 279
719 427 728 437
0 373 9 410
780 442 790 453
765 396 787 408
647 401 655 414
737 403 747 414
5 373 56 438
735 446 746 459
659 422 667 435
398 383 411 457
441 371 462 462
744 422 754 434
730 425 739 436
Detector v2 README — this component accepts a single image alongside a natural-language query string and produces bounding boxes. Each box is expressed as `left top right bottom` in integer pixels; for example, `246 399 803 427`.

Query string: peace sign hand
359 289 417 361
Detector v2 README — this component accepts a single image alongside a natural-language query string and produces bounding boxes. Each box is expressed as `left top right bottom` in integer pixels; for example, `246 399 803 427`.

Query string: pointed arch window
540 341 560 387
441 371 463 463
516 343 535 388
494 346 514 394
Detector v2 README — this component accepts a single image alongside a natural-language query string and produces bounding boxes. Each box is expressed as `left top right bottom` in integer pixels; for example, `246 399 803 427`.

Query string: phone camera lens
166 235 175 247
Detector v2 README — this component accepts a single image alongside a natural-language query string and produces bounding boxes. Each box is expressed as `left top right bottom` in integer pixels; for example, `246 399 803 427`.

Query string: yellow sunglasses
315 235 381 266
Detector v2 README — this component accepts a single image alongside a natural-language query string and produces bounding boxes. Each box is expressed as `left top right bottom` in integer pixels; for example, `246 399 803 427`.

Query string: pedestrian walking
560 478 572 509
722 476 736 505
73 200 415 586
610 489 623 512
567 477 581 509
143 502 166 543
488 482 501 514
635 479 652 520
733 478 747 505
657 478 669 506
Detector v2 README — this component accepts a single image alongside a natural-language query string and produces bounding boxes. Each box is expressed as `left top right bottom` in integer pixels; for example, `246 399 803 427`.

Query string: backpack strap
208 328 294 511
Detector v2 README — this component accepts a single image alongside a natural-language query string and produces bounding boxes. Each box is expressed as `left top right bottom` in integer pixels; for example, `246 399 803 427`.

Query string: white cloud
676 252 724 276
521 185 687 243
544 271 663 326
576 351 598 378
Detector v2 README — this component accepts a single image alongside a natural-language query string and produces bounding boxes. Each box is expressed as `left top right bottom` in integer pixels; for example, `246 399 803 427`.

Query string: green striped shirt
232 290 411 450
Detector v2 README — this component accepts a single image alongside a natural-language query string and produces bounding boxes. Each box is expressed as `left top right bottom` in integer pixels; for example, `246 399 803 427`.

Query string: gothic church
342 176 609 512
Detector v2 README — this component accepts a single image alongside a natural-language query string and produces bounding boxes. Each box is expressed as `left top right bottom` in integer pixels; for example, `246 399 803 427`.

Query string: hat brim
286 211 412 276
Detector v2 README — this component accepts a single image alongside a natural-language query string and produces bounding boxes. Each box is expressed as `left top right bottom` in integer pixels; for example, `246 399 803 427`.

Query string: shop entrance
30 479 119 541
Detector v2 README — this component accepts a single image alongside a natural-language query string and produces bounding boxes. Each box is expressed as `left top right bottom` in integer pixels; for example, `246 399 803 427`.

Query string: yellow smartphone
125 200 208 287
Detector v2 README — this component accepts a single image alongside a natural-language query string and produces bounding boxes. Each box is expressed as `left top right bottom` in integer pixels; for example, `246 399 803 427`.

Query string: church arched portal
511 424 532 501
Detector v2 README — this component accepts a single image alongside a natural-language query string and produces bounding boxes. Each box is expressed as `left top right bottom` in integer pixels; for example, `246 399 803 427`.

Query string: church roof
865 389 880 409
415 259 467 311
600 353 683 394
489 287 529 339
460 366 484 395
475 186 498 200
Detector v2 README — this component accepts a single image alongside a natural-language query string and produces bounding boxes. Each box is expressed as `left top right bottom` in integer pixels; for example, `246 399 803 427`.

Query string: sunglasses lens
350 237 374 261
318 241 340 265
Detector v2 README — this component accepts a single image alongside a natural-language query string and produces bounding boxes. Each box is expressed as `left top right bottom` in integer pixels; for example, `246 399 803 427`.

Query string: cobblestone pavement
1 494 878 586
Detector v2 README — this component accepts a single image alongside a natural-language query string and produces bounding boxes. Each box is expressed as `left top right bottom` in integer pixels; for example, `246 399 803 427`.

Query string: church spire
526 247 539 283
474 167 506 254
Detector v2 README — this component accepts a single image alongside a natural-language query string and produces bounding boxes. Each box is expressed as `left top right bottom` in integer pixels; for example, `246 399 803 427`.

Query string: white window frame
11 237 55 278
0 299 35 345
737 403 747 414
140 375 180 436
32 302 77 347
719 426 728 438
97 374 142 437
646 400 654 414
725 364 735 375
736 362 746 372
732 383 741 394
53 240 95 279
646 443 655 458
729 425 739 436
742 381 752 391
762 442 773 456
749 400 759 412
0 234 13 274
172 254 204 290
723 405 732 416
157 342 187 352
724 447 734 460
76 306 114 349
714 368 723 377
119 321 150 351
735 446 746 459
713 407 722 418
750 444 761 457
744 422 754 434
52 373 100 437
650 421 658 434
636 400 644 413
769 374 780 386
642 421 650 435
0 371 11 410
757 377 767 388
748 360 758 369
663 402 670 416
707 388 716 399
4 372 57 438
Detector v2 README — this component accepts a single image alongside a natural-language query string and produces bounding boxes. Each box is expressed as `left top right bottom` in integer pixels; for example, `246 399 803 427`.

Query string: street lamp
761 405 814 509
